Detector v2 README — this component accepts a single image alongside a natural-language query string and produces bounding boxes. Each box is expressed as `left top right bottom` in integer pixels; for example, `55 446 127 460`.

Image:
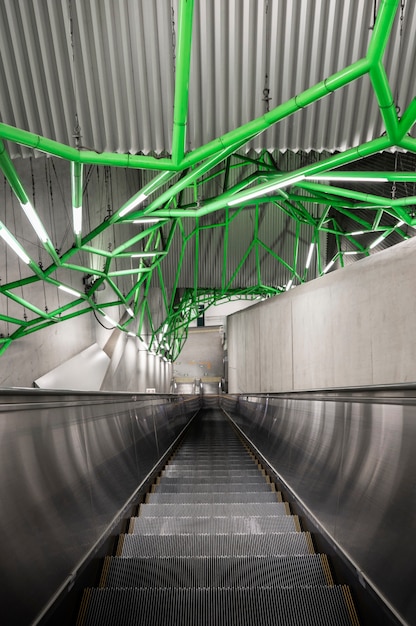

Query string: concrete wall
228 236 416 393
174 327 224 379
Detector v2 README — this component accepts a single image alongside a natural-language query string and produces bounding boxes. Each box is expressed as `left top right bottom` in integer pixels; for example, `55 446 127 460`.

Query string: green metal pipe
400 136 416 153
2 289 51 319
369 64 398 140
221 136 392 209
171 0 195 165
71 161 83 209
0 139 28 203
194 217 199 296
0 340 12 356
308 171 416 182
298 181 416 216
145 139 250 214
398 98 416 138
0 313 28 326
180 58 370 168
0 122 178 170
366 0 399 64
257 241 300 280
111 170 177 224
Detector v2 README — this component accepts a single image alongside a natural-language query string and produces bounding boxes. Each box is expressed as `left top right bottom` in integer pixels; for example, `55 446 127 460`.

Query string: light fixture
309 175 389 182
323 259 335 274
343 251 360 256
369 234 385 249
119 192 147 217
228 174 306 206
396 220 405 228
127 332 136 338
73 205 82 235
100 311 119 327
305 243 315 269
59 284 82 297
286 279 293 291
20 201 50 242
350 230 365 236
0 224 30 264
131 251 159 258
133 218 165 224
126 307 134 317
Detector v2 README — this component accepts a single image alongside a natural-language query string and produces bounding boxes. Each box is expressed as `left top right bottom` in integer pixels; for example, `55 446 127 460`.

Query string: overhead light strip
58 284 82 297
119 193 147 217
228 174 306 206
0 223 30 264
309 175 389 182
20 201 50 243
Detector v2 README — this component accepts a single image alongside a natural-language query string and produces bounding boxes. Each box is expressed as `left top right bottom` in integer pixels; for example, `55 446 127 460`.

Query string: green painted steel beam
0 122 178 170
171 0 195 165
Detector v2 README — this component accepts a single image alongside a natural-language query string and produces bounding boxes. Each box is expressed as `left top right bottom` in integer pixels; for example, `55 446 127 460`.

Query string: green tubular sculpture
0 0 415 359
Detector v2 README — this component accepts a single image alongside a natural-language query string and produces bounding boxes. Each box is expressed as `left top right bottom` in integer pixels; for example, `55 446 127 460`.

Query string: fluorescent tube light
228 174 306 206
309 175 389 182
396 220 405 228
73 205 82 235
369 235 385 249
119 192 147 217
305 243 315 269
133 218 164 224
59 284 82 297
131 252 159 258
343 251 360 256
101 312 119 327
126 307 134 317
323 259 335 274
20 201 50 242
0 225 30 264
286 279 293 291
127 332 136 338
350 230 364 235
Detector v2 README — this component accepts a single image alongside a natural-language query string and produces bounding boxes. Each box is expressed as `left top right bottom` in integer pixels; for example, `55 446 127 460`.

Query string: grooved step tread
146 491 279 504
130 515 302 536
100 554 329 588
119 532 313 557
139 502 288 517
153 482 273 493
77 586 356 626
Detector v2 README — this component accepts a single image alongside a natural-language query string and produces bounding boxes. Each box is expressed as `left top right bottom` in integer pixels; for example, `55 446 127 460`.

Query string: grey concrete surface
228 236 416 393
173 326 224 380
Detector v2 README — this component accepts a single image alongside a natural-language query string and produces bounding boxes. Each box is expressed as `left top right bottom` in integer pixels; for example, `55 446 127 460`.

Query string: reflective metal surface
222 392 416 626
0 390 199 625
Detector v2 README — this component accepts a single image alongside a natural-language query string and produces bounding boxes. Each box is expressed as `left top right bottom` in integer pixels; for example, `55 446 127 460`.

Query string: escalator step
146 491 279 504
153 482 273 493
130 515 302 536
119 532 313 557
101 554 331 588
157 476 267 485
78 586 357 626
139 502 287 517
162 469 263 476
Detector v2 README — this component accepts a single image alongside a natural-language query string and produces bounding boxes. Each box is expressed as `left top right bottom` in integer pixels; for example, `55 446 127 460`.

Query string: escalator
76 409 360 625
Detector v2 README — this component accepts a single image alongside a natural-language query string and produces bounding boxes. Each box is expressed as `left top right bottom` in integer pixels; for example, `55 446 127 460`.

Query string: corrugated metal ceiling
1 0 415 158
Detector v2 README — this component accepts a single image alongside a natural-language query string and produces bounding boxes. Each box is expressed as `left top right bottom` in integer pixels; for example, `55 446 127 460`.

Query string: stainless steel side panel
224 394 416 626
0 391 199 625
